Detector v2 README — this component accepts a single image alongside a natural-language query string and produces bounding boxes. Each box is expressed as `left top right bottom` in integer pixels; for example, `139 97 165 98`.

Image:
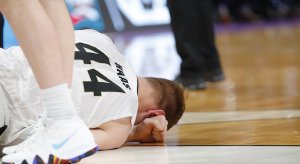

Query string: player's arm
127 115 168 143
91 117 132 150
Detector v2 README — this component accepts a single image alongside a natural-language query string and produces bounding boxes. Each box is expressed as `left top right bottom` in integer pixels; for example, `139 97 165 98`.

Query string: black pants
167 0 223 78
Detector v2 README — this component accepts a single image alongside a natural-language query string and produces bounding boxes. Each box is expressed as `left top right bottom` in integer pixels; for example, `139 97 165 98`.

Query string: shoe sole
3 146 99 164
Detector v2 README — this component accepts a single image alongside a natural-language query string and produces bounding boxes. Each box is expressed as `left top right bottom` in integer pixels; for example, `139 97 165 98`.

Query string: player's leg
0 0 65 89
40 0 75 86
0 0 76 133
167 0 207 89
0 0 97 163
197 0 225 82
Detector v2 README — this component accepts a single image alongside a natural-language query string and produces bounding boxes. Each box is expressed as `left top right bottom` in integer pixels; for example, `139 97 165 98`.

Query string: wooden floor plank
81 146 300 164
185 25 300 112
166 118 300 145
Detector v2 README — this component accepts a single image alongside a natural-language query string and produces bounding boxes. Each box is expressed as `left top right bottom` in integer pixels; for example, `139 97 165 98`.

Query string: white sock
41 83 76 120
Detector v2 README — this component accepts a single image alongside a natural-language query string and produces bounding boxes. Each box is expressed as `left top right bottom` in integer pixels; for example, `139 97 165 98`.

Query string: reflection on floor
94 22 300 163
81 146 300 164
109 28 181 80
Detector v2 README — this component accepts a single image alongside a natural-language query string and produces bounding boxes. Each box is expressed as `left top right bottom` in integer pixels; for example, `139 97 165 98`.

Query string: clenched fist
128 115 168 143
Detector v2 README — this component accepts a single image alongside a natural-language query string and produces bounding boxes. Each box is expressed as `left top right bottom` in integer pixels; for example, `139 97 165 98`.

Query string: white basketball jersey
72 30 138 128
0 30 138 145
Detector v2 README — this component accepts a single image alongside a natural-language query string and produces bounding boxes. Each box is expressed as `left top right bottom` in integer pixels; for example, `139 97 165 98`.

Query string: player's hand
132 115 168 143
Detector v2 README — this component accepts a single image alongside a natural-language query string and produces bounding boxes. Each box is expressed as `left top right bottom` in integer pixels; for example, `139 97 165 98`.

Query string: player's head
136 77 186 130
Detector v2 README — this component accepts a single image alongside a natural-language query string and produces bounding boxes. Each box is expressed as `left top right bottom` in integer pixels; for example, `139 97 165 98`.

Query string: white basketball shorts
0 47 43 145
0 84 9 135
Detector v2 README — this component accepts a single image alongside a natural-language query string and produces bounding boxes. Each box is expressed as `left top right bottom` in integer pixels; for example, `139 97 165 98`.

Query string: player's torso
71 30 138 128
0 30 138 130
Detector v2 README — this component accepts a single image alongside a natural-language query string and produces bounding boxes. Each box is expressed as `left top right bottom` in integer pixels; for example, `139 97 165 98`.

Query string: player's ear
146 109 165 118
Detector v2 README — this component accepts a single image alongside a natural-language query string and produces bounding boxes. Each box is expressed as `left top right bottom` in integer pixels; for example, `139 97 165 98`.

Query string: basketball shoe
175 76 206 90
2 116 98 164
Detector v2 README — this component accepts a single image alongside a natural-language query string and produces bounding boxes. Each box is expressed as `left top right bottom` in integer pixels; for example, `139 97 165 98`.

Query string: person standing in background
167 0 225 90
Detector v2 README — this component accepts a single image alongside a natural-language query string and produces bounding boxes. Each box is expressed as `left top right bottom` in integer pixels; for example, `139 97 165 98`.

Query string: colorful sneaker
2 116 98 164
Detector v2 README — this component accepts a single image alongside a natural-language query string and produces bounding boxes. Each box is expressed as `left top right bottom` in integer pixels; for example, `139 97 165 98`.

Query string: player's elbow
96 138 126 150
112 140 125 149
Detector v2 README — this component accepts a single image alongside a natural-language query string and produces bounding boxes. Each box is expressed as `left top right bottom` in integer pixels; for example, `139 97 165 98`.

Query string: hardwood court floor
166 23 300 146
81 22 300 163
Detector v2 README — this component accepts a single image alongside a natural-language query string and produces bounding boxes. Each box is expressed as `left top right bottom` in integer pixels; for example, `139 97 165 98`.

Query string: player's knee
39 0 66 4
0 0 37 11
0 0 16 11
0 0 8 11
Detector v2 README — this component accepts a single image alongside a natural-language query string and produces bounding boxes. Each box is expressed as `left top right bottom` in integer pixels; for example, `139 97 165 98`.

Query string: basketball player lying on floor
0 30 185 154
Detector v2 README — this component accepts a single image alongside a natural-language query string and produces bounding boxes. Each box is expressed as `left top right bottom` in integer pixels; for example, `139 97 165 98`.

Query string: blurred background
66 0 300 32
1 0 300 79
2 0 300 43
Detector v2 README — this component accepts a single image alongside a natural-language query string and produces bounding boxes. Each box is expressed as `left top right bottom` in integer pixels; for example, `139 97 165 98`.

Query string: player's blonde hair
146 77 185 130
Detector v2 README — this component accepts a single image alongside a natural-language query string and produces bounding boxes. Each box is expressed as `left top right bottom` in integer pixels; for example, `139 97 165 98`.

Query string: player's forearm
91 117 132 150
126 127 139 142
125 126 155 143
91 129 124 150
